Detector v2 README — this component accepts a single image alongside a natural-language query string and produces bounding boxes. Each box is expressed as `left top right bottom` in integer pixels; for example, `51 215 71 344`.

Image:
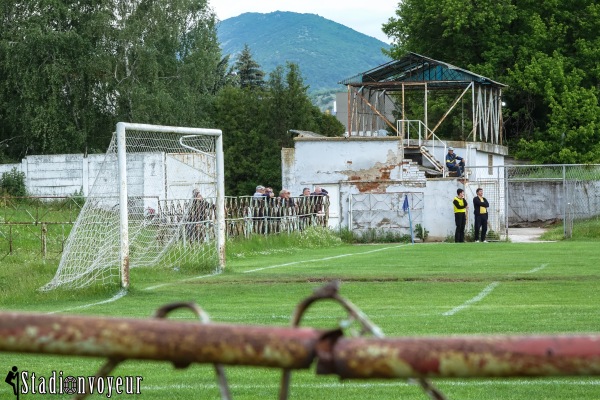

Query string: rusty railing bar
324 335 600 379
0 312 320 369
1 312 600 379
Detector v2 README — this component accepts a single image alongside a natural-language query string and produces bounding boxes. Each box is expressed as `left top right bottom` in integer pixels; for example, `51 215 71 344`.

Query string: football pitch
1 240 599 399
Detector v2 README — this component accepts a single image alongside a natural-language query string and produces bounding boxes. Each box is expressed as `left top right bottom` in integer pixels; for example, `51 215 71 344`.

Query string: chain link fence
473 164 600 239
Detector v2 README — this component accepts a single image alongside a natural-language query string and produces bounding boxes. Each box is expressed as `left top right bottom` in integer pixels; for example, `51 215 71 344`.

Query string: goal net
41 123 225 291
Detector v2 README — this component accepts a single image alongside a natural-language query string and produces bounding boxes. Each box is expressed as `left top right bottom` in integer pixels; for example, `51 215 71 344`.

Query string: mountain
217 11 391 94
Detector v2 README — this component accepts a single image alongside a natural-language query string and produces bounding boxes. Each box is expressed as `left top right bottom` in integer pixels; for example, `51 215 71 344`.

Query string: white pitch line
147 245 405 289
525 263 548 274
442 282 500 316
243 245 405 273
49 245 405 311
47 288 128 314
442 262 550 317
143 272 219 291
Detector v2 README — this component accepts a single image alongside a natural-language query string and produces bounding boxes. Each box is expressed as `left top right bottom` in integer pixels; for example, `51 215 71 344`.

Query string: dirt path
507 227 550 243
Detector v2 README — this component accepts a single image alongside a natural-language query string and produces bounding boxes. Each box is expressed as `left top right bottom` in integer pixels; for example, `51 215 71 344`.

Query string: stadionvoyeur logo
5 365 143 398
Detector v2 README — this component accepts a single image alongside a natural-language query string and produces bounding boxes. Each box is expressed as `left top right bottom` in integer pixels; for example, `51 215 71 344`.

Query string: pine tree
233 44 265 89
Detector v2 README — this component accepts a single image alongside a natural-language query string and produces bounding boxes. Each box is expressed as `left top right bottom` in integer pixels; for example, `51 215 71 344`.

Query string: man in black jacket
473 188 490 242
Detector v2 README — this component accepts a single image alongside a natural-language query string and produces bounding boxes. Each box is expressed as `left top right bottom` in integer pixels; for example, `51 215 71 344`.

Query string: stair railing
397 120 448 177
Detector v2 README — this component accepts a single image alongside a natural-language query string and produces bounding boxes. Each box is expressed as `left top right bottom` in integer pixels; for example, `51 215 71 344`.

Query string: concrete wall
0 153 209 203
507 180 600 223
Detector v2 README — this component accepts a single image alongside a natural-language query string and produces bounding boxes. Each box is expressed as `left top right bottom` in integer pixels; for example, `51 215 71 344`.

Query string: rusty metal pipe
325 336 600 379
0 312 321 369
3 312 600 379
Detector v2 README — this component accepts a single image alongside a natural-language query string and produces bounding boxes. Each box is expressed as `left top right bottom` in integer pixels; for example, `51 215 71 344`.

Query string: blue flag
402 195 409 212
404 195 414 244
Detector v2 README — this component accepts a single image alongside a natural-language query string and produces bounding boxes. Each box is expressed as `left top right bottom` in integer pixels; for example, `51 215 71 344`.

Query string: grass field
1 228 600 399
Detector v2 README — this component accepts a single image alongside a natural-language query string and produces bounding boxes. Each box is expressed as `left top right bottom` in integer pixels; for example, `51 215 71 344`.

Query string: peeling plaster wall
282 138 409 190
338 179 460 240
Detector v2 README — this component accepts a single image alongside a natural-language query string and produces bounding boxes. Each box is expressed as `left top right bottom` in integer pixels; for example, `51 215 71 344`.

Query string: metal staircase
419 145 445 174
396 120 449 177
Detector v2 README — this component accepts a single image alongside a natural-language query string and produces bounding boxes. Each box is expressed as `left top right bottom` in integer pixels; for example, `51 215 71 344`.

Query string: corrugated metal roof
339 52 506 88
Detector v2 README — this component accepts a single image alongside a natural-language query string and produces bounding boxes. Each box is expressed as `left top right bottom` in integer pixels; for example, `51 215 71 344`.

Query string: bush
414 223 429 241
341 228 411 244
0 167 27 197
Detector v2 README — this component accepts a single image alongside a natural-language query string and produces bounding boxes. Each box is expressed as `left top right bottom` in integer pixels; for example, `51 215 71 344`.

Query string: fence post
41 223 47 258
562 165 567 239
503 165 509 240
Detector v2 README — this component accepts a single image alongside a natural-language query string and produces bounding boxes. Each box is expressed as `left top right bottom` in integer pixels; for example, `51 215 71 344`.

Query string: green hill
217 11 391 93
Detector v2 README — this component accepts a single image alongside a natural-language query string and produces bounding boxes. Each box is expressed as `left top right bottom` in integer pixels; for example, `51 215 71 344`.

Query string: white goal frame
41 122 226 291
116 122 226 288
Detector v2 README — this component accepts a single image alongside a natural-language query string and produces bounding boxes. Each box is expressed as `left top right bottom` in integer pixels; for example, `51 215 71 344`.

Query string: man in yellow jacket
453 188 468 242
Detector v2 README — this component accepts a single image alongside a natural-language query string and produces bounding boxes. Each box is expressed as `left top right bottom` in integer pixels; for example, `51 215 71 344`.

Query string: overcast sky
211 0 398 44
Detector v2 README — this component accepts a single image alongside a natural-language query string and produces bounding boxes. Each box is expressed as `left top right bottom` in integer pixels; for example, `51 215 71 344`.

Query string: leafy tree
264 62 344 143
383 0 600 163
108 0 222 128
0 0 113 158
232 44 265 89
314 109 346 137
0 0 223 159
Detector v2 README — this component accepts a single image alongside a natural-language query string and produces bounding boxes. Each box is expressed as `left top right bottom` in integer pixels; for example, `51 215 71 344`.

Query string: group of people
251 185 329 233
252 184 329 216
453 187 490 243
253 185 328 201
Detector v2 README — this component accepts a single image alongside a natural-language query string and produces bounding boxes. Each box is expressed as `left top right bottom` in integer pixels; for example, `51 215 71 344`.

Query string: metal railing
0 195 82 259
0 195 331 258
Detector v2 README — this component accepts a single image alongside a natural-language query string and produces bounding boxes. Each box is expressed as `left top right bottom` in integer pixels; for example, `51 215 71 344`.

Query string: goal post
115 122 226 288
41 122 226 291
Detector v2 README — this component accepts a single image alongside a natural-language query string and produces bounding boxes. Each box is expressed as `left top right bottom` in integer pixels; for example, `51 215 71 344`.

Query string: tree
108 0 222 127
0 0 114 157
232 44 265 89
383 0 600 163
214 59 344 194
0 0 224 159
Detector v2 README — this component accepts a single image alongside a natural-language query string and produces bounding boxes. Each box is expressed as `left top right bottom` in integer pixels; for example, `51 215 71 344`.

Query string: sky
210 0 398 44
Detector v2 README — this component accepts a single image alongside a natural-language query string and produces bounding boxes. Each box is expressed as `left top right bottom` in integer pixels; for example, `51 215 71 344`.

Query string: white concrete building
282 53 509 240
282 135 508 240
